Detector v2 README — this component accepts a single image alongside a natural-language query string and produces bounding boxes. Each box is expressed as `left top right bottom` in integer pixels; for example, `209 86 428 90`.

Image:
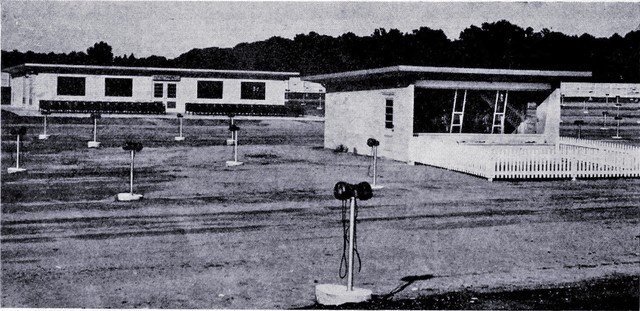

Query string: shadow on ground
300 274 639 310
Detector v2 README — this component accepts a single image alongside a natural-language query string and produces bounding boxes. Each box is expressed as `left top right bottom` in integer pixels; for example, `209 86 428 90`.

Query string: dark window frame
197 80 224 99
57 76 86 96
167 83 176 98
240 82 266 100
154 83 163 98
385 98 394 129
105 78 133 97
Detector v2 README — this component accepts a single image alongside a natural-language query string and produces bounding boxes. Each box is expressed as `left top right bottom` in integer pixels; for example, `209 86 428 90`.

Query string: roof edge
303 65 592 81
3 63 300 77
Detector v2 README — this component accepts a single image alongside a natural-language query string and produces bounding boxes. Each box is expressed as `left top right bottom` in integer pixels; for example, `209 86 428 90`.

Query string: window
167 84 176 98
105 78 133 97
385 99 394 129
241 82 266 100
57 77 86 96
166 101 176 109
197 81 223 99
154 83 163 98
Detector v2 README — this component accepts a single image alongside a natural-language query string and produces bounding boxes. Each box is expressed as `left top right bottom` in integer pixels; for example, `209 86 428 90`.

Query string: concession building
304 65 640 180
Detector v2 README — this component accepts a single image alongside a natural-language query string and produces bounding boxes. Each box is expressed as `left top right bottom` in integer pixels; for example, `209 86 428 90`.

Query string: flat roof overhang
415 80 552 91
303 65 592 92
3 63 300 80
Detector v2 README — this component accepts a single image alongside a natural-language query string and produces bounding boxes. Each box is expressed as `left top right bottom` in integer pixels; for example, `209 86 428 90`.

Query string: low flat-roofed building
3 63 299 115
304 65 640 180
286 77 326 117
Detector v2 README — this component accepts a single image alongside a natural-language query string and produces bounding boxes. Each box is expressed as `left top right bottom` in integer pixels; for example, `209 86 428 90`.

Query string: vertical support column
39 111 51 140
15 135 20 169
226 123 243 166
234 131 239 163
230 117 235 141
117 142 143 201
130 150 135 194
372 147 377 187
88 113 102 148
346 197 356 291
8 128 27 173
174 113 185 141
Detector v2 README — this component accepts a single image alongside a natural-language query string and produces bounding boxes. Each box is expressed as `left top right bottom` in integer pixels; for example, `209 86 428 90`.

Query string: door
382 96 395 155
154 82 178 112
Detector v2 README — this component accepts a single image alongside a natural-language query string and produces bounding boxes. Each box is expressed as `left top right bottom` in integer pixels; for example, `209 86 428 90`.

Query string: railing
185 103 302 117
409 136 639 181
561 82 640 97
559 137 640 153
40 100 166 114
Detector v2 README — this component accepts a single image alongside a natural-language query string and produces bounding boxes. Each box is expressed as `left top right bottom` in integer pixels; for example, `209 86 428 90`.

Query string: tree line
2 20 639 82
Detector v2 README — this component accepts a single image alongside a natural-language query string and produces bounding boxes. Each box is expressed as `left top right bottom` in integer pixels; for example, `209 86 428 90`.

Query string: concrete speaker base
371 185 384 190
38 134 51 140
226 139 236 146
7 167 27 174
315 284 372 306
116 193 143 201
88 141 101 148
174 136 185 141
226 161 243 167
612 135 623 139
600 127 609 130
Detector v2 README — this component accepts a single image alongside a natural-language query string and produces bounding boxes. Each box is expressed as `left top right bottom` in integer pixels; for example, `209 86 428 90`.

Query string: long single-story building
3 63 301 115
304 65 640 180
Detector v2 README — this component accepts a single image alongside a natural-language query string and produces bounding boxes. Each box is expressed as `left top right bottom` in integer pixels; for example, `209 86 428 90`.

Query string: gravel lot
2 114 639 308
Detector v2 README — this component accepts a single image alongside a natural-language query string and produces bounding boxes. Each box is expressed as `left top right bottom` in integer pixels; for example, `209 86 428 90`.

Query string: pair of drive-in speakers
333 181 373 201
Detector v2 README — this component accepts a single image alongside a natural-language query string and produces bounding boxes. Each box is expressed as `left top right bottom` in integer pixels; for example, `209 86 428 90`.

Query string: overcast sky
2 1 639 59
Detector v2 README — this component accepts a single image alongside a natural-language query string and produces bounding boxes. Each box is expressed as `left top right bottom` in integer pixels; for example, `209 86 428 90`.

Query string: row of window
56 77 266 100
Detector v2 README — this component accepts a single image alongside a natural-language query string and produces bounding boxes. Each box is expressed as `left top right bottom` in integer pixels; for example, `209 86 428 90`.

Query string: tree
86 41 113 65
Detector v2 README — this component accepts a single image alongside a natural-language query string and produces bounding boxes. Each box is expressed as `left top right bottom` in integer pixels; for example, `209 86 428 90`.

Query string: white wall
181 78 287 106
288 77 325 93
536 89 561 145
324 85 414 162
1 72 10 87
11 76 24 107
10 73 289 112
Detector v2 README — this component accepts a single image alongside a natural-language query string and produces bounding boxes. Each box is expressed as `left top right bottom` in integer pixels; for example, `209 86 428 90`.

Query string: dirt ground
1 114 639 309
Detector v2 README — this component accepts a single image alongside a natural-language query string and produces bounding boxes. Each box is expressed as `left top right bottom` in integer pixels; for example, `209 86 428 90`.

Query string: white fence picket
409 136 640 181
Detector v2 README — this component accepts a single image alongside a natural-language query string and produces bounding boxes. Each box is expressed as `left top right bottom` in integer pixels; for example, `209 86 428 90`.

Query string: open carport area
1 113 639 309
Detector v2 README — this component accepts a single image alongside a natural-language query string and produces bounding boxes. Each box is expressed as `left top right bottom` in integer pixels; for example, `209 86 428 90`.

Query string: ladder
491 91 508 134
449 90 467 133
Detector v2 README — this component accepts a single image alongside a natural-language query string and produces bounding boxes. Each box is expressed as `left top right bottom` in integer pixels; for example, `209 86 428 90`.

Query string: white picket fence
409 136 640 181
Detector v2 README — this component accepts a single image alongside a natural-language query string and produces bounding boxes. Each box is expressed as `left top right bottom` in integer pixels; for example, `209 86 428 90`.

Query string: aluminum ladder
449 90 467 133
491 91 509 134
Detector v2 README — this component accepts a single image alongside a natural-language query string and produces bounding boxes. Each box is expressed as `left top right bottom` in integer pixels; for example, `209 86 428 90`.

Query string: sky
1 1 639 59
